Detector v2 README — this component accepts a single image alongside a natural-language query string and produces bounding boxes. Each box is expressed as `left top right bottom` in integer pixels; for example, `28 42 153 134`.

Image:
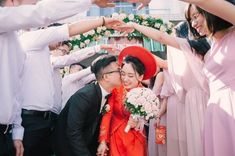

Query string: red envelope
155 125 166 144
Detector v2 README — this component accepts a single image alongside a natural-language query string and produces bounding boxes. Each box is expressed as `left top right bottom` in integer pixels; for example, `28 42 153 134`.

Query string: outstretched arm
179 0 235 25
0 0 91 33
118 22 181 50
68 17 123 37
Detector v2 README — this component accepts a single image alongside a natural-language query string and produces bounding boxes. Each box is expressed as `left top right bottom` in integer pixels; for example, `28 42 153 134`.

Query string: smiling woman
183 1 235 156
97 46 157 156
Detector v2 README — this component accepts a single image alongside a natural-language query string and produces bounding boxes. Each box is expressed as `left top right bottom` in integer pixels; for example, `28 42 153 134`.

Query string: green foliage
69 13 174 50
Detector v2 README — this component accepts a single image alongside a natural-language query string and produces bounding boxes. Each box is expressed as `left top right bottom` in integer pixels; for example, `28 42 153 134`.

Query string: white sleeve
12 101 24 140
79 73 96 85
63 67 92 83
0 0 92 33
52 45 100 69
20 25 69 51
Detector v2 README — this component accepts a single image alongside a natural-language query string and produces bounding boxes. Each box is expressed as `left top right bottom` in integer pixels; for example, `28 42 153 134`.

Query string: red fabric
118 46 157 80
99 86 147 156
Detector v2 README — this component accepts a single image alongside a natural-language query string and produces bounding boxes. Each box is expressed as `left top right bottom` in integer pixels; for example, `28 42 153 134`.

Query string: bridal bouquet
124 87 160 133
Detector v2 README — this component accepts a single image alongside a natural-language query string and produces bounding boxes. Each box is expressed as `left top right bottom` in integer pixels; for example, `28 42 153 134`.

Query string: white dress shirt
99 85 110 113
51 45 101 114
0 0 92 140
20 24 70 113
62 67 95 108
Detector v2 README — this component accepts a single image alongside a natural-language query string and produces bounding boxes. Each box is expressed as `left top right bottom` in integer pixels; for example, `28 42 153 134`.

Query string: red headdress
118 46 157 80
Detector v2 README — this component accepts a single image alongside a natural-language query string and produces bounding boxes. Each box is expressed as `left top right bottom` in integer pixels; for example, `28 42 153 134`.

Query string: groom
54 55 121 156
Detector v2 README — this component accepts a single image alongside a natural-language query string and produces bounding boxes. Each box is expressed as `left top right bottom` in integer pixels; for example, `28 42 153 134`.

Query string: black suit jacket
54 82 102 156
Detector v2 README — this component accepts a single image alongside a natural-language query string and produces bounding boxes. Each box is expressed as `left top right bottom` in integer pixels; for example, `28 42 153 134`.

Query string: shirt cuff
12 126 24 140
59 24 70 41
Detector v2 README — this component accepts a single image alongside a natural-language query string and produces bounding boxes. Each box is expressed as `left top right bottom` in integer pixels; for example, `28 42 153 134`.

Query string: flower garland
69 13 174 50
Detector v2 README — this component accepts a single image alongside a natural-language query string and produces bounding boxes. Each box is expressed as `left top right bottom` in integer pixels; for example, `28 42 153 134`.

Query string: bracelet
101 16 105 26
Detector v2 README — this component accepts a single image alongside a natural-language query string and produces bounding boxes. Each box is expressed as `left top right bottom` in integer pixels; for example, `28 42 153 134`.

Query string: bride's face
121 62 143 90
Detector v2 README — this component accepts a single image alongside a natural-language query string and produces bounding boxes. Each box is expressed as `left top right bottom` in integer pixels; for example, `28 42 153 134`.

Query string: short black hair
123 56 145 76
91 55 117 81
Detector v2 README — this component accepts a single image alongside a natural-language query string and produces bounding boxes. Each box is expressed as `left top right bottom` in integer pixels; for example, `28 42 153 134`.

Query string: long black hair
187 38 211 57
174 20 211 57
186 1 235 36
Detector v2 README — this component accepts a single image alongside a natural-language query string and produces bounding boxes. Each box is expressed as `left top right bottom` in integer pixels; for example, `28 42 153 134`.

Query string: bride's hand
97 141 109 156
128 116 138 129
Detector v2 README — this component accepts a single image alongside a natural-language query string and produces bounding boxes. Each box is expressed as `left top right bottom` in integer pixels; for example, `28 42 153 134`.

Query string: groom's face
103 62 121 88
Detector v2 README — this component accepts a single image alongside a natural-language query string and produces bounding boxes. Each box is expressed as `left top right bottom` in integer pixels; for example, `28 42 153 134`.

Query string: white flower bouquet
124 87 160 133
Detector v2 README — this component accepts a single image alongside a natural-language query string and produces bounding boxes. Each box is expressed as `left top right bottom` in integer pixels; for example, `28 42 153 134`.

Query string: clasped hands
102 16 136 35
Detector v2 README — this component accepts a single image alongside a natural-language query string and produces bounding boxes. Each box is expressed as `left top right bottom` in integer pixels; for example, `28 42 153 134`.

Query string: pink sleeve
177 38 209 94
166 44 186 101
160 70 175 98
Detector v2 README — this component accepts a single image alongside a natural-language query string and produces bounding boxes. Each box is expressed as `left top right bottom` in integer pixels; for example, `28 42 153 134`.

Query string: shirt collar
99 85 109 99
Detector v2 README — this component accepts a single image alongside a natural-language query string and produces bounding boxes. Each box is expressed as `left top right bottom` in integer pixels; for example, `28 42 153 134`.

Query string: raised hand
92 0 115 8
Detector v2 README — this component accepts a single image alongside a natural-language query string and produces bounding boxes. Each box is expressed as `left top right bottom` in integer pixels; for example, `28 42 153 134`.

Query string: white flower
125 87 160 117
160 25 167 32
76 35 81 40
142 21 149 26
73 45 79 50
84 39 90 45
167 22 174 29
104 30 111 36
88 30 95 35
119 13 127 20
97 27 102 33
101 26 107 31
154 23 161 29
83 32 89 37
112 12 119 18
128 14 135 21
80 42 85 48
141 14 149 20
105 104 110 112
